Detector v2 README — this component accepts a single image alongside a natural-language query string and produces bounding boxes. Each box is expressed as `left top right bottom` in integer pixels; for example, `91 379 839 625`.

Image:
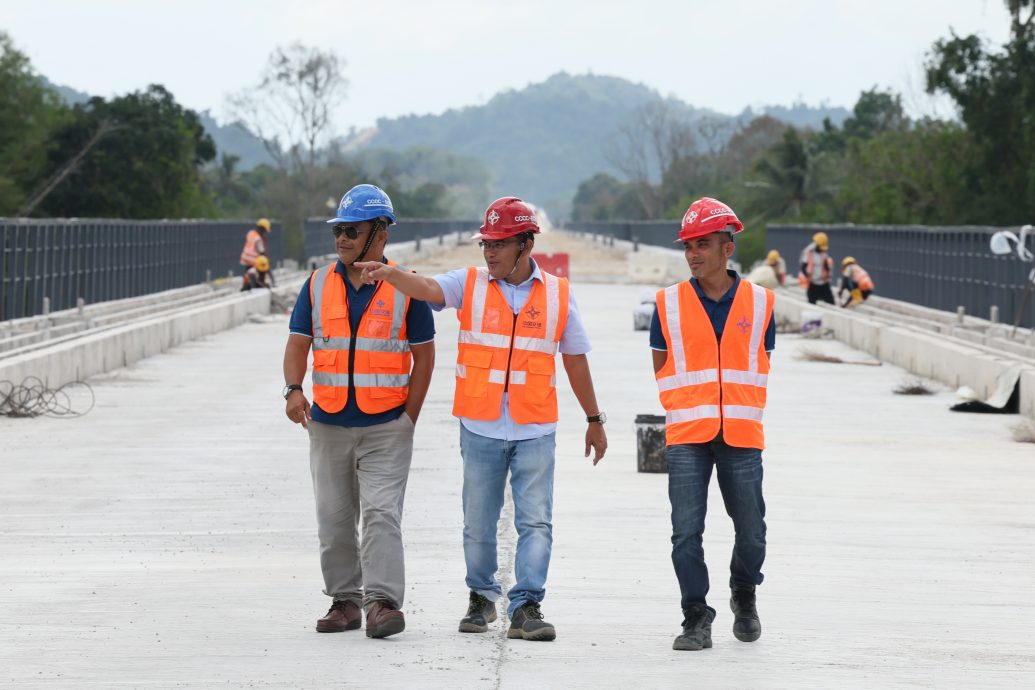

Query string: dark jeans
807 283 835 304
666 437 766 613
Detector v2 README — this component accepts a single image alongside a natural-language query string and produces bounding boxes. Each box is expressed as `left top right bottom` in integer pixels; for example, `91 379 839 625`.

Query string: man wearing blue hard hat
282 183 436 639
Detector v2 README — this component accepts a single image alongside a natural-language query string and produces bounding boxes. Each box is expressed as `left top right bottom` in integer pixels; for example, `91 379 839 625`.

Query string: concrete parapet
774 291 1035 421
0 290 270 389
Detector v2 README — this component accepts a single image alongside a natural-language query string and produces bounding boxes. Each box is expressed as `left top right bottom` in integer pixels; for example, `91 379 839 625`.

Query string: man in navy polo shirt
283 184 435 639
649 197 775 652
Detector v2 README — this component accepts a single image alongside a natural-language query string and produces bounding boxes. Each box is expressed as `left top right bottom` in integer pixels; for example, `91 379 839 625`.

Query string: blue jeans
667 437 766 613
460 425 556 618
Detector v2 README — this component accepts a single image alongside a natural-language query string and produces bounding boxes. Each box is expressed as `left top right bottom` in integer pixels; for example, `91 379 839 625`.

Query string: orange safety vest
453 267 570 424
798 248 832 287
309 261 412 414
655 280 774 449
845 264 874 291
239 229 265 266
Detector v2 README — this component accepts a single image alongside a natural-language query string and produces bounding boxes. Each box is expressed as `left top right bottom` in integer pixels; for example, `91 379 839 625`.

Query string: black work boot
730 586 762 642
458 591 497 633
672 604 714 651
507 602 556 641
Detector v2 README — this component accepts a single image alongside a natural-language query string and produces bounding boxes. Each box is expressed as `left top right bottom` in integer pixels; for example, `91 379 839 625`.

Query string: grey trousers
308 414 414 609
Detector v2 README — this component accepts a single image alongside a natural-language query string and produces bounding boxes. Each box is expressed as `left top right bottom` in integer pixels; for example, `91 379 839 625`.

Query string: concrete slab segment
2 283 1034 688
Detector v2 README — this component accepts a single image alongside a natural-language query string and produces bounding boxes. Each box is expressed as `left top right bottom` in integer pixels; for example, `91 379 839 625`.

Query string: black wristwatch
282 384 303 400
587 411 607 424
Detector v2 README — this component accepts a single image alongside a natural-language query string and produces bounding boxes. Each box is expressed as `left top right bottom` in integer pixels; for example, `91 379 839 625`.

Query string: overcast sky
4 0 1014 135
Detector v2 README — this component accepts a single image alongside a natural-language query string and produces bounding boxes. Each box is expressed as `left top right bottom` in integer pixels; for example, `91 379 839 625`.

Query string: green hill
355 72 849 218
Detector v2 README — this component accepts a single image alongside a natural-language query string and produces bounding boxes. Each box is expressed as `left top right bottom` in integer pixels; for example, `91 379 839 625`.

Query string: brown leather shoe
316 600 362 633
365 600 405 638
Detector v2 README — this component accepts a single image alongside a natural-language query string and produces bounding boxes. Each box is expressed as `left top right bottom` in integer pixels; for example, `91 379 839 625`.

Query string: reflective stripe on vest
453 266 569 424
655 279 773 449
240 230 263 265
309 261 412 414
806 249 831 284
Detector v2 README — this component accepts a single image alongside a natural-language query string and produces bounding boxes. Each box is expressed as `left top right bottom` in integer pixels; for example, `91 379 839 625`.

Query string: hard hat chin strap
350 219 384 265
506 239 530 279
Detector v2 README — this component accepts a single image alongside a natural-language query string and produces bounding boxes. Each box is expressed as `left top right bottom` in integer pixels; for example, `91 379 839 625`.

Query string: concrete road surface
2 279 1033 689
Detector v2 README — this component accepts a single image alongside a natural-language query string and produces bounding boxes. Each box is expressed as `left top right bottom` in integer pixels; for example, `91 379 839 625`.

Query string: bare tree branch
18 119 116 216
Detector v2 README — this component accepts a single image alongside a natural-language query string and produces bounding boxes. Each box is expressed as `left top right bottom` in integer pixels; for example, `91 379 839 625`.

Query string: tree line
572 0 1035 264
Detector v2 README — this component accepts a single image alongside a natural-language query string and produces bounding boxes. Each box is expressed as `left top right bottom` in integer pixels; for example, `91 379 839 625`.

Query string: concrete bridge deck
2 250 1034 688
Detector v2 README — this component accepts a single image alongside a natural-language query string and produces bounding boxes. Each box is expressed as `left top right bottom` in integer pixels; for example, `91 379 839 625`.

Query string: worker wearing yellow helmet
240 217 275 287
838 256 874 307
797 231 835 304
240 218 272 268
766 250 786 286
241 254 272 291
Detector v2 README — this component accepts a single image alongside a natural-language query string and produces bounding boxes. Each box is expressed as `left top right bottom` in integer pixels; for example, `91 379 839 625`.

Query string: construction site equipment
635 414 667 473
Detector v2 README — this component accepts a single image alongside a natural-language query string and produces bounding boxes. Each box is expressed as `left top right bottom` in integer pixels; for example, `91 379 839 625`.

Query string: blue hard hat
326 184 397 225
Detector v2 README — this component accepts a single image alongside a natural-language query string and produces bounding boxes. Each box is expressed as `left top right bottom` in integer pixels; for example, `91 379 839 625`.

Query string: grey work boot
730 586 761 642
673 604 714 651
507 602 556 641
459 592 497 633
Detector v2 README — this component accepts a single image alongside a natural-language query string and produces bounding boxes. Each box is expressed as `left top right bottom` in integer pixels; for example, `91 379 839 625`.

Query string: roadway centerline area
1 282 1033 688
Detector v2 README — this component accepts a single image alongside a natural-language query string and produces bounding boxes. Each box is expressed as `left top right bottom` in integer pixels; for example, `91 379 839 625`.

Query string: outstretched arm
353 261 445 304
561 353 607 465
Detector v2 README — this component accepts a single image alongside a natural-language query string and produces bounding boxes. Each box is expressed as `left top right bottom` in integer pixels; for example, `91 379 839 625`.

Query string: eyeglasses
478 239 520 251
332 224 371 240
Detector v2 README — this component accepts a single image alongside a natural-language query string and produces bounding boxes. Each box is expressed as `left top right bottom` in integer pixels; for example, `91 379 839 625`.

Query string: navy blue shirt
650 271 776 351
289 259 435 427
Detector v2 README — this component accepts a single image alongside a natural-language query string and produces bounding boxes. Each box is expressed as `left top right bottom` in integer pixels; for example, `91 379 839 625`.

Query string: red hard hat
471 197 540 240
676 197 744 243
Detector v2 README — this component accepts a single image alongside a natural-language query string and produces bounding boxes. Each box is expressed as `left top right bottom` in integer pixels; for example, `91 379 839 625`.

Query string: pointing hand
353 261 392 285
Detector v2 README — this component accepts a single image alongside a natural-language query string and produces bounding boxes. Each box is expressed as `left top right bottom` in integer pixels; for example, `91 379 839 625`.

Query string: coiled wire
0 377 95 418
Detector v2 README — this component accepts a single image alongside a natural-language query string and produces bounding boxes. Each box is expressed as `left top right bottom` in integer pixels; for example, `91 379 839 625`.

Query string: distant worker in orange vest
838 256 874 307
356 196 607 643
798 231 835 304
240 255 271 291
240 218 276 286
240 217 271 267
282 184 436 639
649 197 774 652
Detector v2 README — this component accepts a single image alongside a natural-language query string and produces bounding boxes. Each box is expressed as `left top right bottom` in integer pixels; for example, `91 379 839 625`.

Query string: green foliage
0 31 68 214
37 84 216 218
571 173 646 221
925 1 1035 222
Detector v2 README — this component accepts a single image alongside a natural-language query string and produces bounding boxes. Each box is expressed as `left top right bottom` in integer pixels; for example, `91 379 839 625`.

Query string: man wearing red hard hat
649 197 775 651
356 196 607 642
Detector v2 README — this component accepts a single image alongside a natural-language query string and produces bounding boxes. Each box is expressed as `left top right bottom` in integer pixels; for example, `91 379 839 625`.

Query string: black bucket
635 414 667 473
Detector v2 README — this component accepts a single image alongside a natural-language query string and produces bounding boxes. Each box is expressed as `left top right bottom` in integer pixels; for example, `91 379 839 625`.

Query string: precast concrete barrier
0 290 271 390
774 291 1035 422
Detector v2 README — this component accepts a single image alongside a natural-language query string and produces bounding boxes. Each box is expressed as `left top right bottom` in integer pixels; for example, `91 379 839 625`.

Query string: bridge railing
563 220 1035 328
0 218 283 321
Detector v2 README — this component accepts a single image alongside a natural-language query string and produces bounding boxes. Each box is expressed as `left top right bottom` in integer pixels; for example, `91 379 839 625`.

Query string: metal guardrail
564 220 1035 329
767 224 1034 329
562 220 676 250
303 218 478 266
0 219 283 321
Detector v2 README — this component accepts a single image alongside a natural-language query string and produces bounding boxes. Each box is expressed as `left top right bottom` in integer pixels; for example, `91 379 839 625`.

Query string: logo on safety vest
737 316 751 333
521 304 542 329
369 298 391 318
488 210 500 225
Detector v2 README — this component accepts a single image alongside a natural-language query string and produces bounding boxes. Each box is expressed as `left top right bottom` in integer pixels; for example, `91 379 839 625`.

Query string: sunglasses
331 224 368 240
